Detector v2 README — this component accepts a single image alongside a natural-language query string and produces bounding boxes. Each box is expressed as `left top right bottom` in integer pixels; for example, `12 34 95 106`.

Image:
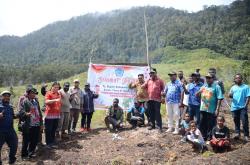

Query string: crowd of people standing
0 67 249 164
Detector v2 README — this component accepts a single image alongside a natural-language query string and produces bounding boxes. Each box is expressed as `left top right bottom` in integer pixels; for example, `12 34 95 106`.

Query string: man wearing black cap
0 91 18 165
183 72 203 125
80 83 98 132
19 88 43 159
142 68 164 132
58 82 71 138
163 71 183 134
196 73 224 141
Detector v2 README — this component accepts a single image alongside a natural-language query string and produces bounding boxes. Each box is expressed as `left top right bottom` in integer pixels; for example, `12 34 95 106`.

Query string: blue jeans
45 118 59 146
0 129 18 165
232 108 249 137
188 104 200 125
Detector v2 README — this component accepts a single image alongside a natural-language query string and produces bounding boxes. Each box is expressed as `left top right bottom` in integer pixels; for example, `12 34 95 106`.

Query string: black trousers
232 108 249 137
147 100 162 129
0 129 18 165
81 112 93 129
45 119 59 145
21 126 40 157
199 111 216 141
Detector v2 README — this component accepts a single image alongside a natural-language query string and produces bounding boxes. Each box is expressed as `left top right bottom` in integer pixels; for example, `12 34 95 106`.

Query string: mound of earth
1 112 250 165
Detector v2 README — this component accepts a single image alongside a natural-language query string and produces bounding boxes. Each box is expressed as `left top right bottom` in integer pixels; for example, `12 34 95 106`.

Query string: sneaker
80 127 85 132
109 124 113 130
180 137 187 143
244 136 249 142
233 133 240 140
148 126 156 130
173 129 179 135
166 128 173 133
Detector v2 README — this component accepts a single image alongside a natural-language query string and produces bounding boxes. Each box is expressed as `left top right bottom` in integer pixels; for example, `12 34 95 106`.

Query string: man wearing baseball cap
0 91 18 165
196 73 224 141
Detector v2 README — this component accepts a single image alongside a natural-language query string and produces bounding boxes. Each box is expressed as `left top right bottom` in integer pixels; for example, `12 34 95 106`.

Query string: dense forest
0 0 249 86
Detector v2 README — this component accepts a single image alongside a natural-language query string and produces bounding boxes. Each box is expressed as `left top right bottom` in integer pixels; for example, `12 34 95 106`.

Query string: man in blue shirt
196 73 224 141
0 91 18 165
127 101 145 128
163 71 183 134
183 73 203 125
229 73 250 141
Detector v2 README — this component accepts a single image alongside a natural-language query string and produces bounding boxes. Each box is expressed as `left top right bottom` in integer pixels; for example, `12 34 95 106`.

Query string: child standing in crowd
229 73 250 142
187 121 205 153
180 113 191 142
210 116 230 152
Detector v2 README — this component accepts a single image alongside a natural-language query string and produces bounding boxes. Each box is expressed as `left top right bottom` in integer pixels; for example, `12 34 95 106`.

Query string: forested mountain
0 0 249 86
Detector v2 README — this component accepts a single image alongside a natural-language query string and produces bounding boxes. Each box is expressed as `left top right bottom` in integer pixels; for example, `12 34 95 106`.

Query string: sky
0 0 235 37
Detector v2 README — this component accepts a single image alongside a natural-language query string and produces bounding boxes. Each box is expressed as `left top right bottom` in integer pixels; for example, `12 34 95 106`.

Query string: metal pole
144 10 150 68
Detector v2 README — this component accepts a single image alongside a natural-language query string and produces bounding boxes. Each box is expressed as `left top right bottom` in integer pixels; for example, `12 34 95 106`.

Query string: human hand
26 112 31 117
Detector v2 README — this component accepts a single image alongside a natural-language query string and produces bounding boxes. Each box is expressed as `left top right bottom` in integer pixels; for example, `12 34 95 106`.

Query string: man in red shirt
142 68 164 132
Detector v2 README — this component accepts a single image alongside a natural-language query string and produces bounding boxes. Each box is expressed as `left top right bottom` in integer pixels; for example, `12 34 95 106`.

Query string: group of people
0 67 249 164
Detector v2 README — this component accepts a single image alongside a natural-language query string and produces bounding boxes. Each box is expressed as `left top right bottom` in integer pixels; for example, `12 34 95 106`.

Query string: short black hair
209 68 216 71
235 73 243 79
138 74 144 77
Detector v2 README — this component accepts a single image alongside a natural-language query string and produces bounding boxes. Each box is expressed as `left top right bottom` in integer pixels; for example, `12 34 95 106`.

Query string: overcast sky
0 0 235 36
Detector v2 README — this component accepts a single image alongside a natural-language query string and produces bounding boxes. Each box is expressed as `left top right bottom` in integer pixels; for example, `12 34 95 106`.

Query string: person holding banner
80 83 98 132
142 68 164 132
128 74 149 124
105 98 124 131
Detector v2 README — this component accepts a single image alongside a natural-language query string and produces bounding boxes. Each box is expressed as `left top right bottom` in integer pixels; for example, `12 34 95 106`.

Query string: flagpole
144 10 150 68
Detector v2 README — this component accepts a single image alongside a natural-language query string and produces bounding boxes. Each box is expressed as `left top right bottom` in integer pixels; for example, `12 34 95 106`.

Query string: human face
190 123 196 131
74 82 80 88
29 92 36 99
206 77 214 85
52 84 60 93
208 70 216 77
184 114 190 122
138 75 144 83
170 75 177 82
64 87 69 92
2 94 10 103
188 77 193 83
234 75 242 85
217 117 224 128
192 75 198 82
113 100 119 107
149 72 156 79
85 85 90 91
178 72 183 79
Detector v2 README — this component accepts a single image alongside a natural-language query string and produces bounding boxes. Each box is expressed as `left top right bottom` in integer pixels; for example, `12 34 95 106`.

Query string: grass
0 46 243 129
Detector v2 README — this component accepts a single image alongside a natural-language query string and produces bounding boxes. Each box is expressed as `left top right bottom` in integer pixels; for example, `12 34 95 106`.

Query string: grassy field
0 47 244 129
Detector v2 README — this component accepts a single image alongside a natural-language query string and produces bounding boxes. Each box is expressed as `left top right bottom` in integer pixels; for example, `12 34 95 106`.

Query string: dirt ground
1 111 250 165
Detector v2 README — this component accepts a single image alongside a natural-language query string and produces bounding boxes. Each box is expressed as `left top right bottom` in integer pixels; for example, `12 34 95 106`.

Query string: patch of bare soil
1 112 250 165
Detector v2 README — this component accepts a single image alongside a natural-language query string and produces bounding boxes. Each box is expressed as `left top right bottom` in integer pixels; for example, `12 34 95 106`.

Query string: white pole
144 10 150 67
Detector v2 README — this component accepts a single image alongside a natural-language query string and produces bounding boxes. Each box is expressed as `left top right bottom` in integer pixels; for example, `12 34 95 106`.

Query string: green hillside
0 0 249 86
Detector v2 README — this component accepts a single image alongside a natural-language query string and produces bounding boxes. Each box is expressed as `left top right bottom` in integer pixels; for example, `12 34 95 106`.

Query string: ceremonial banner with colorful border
87 63 150 110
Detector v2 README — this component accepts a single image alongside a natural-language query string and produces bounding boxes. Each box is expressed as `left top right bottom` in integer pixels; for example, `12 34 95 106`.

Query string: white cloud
0 0 235 36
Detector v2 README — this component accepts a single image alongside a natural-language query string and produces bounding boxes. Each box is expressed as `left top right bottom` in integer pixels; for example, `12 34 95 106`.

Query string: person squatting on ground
229 73 250 141
0 91 18 165
19 87 43 159
128 74 150 125
44 82 61 149
80 83 98 132
210 115 230 152
105 98 124 131
58 82 71 139
180 113 191 142
69 79 83 133
187 121 206 153
196 73 224 141
142 68 164 132
127 100 145 128
163 71 183 134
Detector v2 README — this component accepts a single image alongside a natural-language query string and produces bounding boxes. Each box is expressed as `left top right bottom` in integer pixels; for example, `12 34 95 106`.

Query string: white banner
87 63 149 110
